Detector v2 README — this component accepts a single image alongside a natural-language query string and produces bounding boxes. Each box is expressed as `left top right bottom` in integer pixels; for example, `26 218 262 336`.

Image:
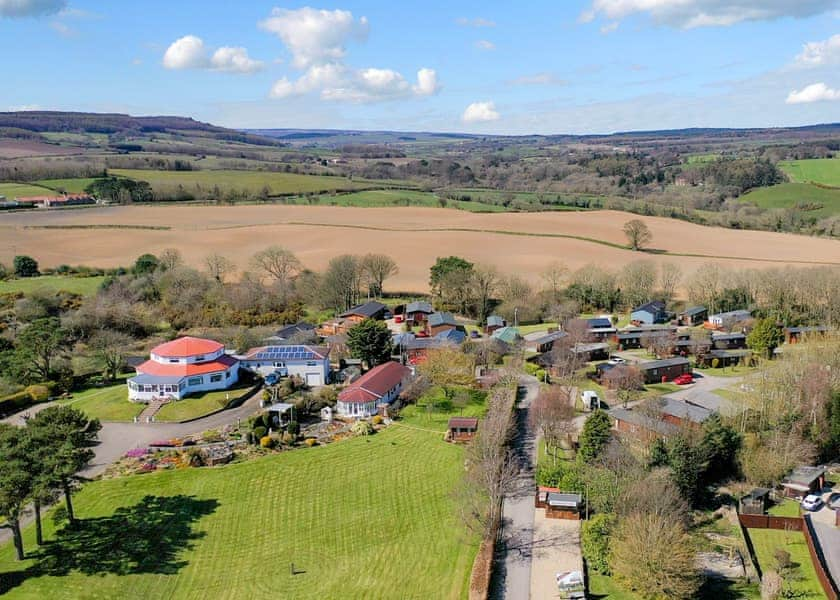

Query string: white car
801 494 824 511
608 357 627 365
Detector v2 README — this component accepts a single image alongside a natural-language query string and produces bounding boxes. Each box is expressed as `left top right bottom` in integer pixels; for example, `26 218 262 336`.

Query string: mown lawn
0 426 476 600
33 178 100 193
0 182 52 199
779 158 840 187
768 499 801 517
58 376 143 422
154 380 256 423
739 182 840 218
0 275 105 297
110 168 372 196
747 528 824 599
399 386 487 431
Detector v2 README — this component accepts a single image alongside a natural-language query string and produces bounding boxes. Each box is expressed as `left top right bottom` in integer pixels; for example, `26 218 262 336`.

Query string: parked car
673 373 694 385
264 373 279 386
607 357 626 365
470 330 480 339
801 494 824 511
827 493 840 510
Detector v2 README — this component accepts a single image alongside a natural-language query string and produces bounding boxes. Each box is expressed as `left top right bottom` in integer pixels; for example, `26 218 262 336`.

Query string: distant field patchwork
779 158 840 187
740 182 840 218
111 169 375 196
0 182 53 199
35 178 101 193
0 275 106 297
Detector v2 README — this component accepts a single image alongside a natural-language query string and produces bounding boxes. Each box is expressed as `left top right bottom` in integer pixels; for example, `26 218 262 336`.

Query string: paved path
0 389 264 546
529 516 582 600
491 376 539 600
810 518 840 590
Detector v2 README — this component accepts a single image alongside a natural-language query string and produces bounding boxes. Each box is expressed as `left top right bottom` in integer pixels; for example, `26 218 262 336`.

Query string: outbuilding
447 417 478 443
781 466 826 498
678 306 708 326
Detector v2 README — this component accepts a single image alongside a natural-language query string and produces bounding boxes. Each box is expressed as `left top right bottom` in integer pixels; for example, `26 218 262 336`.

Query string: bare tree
470 264 499 323
541 261 567 304
529 386 575 464
251 245 301 291
204 253 235 283
620 260 657 308
659 262 682 303
88 329 133 381
360 253 398 298
604 365 644 408
320 254 362 311
158 248 183 271
623 219 653 251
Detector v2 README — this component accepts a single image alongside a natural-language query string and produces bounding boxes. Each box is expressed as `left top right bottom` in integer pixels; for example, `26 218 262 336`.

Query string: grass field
58 376 143 422
34 178 100 194
399 386 487 431
0 275 106 297
154 381 255 422
779 158 840 187
747 528 824 599
294 189 506 212
0 182 52 199
110 169 373 196
740 182 840 218
588 570 760 599
0 426 476 599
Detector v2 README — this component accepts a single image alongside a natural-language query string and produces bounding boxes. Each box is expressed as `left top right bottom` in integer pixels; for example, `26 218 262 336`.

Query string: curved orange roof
137 354 238 377
152 336 224 358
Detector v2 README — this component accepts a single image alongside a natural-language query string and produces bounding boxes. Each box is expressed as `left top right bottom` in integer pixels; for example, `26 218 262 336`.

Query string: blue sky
1 0 839 134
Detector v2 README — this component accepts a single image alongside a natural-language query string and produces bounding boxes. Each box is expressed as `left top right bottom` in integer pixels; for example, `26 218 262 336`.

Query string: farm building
485 315 506 334
678 306 708 326
637 357 690 383
707 309 751 329
427 311 461 336
631 300 668 325
781 466 826 498
127 336 239 402
336 361 411 418
447 417 478 443
785 325 829 344
405 301 434 324
712 332 747 350
239 345 331 386
523 329 566 353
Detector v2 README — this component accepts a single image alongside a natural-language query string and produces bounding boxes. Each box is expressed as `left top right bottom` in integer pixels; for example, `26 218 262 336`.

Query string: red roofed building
336 361 411 418
127 336 239 402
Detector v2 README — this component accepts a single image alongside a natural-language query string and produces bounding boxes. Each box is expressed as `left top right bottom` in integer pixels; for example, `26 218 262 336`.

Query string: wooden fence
802 515 840 600
737 513 803 531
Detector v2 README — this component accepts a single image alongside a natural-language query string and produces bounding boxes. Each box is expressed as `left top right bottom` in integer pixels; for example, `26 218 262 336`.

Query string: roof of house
152 336 224 358
785 325 829 334
491 326 521 344
742 487 771 501
339 301 387 319
681 306 707 317
650 397 713 423
448 417 479 430
436 328 467 344
486 315 505 327
609 407 679 437
587 317 613 329
638 357 690 371
707 349 752 359
406 301 433 314
573 342 610 354
709 309 751 320
783 466 827 489
273 322 316 339
240 345 330 362
338 361 410 404
429 311 458 327
712 332 746 341
632 300 666 315
137 353 238 378
524 330 567 345
684 389 743 417
547 492 583 509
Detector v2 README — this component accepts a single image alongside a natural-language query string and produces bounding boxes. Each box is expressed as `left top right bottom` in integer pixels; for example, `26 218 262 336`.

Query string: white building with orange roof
127 336 239 402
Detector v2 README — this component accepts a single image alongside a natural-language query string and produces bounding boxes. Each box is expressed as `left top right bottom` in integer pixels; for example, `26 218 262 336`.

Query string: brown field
0 139 82 158
2 205 839 292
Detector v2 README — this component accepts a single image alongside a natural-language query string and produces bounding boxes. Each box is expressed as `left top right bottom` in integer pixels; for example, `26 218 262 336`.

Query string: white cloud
600 21 619 33
510 72 566 86
413 68 439 96
49 19 72 35
795 33 840 67
0 0 64 17
456 17 496 27
462 101 500 123
474 39 495 50
271 65 439 103
211 47 264 73
163 35 209 70
259 7 368 69
163 35 263 74
581 0 840 28
786 82 840 104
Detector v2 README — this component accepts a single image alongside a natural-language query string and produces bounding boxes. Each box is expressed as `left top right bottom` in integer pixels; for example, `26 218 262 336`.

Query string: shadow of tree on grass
0 495 218 594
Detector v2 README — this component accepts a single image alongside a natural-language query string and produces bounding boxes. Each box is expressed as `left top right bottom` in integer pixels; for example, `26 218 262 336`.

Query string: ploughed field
0 426 476 600
2 205 840 292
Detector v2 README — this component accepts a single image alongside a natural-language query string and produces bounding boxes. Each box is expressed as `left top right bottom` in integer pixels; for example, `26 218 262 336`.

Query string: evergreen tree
0 424 33 560
747 318 784 359
578 410 613 463
346 318 393 368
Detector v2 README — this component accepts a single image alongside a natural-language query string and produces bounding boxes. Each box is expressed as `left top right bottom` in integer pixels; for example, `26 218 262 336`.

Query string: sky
1 0 840 134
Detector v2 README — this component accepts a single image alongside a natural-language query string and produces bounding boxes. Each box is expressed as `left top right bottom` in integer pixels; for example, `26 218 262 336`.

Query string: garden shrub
252 426 267 441
282 432 295 445
372 415 383 425
351 420 374 436
287 420 300 435
260 436 275 449
25 384 50 403
305 438 317 447
582 513 615 575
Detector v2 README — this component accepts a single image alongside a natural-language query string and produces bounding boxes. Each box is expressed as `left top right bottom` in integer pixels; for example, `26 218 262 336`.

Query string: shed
447 417 478 443
545 491 583 520
739 488 771 515
781 466 826 497
485 315 506 334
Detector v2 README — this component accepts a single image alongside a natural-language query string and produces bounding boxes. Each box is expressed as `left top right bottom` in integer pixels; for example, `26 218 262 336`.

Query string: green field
110 169 373 196
58 376 143 422
779 158 840 187
34 178 100 194
0 426 476 599
447 187 597 210
739 182 840 218
154 381 255 422
0 276 106 297
747 528 824 599
0 182 52 199
292 189 506 212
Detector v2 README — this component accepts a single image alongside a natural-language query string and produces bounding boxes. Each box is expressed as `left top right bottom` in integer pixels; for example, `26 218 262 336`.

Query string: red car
673 373 694 385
